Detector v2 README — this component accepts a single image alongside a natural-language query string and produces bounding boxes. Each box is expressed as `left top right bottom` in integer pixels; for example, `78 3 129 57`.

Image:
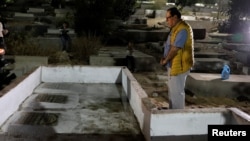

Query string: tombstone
134 9 145 15
193 29 206 40
192 58 229 73
182 15 196 21
46 28 75 38
25 24 50 37
145 9 155 18
54 9 73 18
13 12 35 21
155 10 165 18
27 8 45 13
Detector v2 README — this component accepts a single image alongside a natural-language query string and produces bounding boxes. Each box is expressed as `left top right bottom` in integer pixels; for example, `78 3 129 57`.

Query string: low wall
0 66 148 140
0 68 42 126
186 73 250 99
0 66 249 141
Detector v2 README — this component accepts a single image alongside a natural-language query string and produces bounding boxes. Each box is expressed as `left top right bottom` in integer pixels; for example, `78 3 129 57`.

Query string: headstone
54 9 73 18
27 8 45 13
46 28 75 37
14 12 34 21
155 10 165 18
242 66 250 75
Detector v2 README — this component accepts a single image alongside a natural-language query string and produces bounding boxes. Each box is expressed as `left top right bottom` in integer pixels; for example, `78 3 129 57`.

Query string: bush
5 31 57 56
71 35 103 62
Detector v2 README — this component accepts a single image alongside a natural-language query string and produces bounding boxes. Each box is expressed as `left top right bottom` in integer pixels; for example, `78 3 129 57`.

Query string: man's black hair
167 7 181 19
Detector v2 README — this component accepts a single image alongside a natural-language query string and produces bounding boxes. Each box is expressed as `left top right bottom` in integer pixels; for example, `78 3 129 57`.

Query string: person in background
0 21 5 55
126 40 135 72
0 13 8 50
0 13 8 65
160 7 194 109
59 21 71 52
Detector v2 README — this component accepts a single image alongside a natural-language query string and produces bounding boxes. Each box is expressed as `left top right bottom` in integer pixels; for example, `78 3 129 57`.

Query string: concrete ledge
148 108 239 141
12 56 48 77
0 68 42 126
192 58 229 73
89 56 116 66
235 51 250 66
120 29 168 42
243 66 250 75
194 52 228 59
90 47 158 72
13 12 35 21
36 37 62 50
186 73 250 98
1 67 249 141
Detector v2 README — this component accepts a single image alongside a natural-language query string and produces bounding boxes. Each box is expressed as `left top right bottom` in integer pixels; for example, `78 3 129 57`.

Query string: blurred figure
59 21 71 52
0 13 8 64
126 40 135 72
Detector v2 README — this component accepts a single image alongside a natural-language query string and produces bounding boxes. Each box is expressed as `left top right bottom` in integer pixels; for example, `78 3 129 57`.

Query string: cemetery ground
43 17 250 115
129 18 250 115
133 42 250 115
47 40 250 115
4 16 249 115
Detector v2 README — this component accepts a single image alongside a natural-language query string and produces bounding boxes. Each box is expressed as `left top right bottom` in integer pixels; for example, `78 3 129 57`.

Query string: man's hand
160 57 167 66
2 29 8 35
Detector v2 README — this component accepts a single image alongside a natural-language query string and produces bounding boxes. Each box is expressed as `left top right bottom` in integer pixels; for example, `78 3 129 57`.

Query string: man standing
160 7 194 109
59 21 71 52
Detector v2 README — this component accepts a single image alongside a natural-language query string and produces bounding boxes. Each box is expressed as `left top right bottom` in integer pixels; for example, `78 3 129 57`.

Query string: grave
46 28 75 37
54 8 73 18
192 57 229 73
0 66 249 141
13 12 35 21
27 8 45 13
194 52 228 59
222 42 250 66
89 47 158 72
186 73 250 99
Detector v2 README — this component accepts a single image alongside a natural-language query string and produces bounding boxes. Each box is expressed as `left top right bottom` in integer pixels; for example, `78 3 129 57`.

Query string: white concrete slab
186 73 250 98
0 66 249 141
27 8 45 13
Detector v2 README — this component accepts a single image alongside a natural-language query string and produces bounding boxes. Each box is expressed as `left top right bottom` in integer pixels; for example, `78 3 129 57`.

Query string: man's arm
160 29 187 66
2 29 8 35
160 45 180 66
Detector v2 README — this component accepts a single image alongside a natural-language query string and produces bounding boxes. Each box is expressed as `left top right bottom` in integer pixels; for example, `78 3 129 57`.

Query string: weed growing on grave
5 31 57 56
5 30 102 65
70 35 103 63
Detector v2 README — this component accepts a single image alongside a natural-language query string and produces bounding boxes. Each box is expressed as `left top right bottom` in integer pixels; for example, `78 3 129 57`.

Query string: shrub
5 31 57 56
71 35 103 62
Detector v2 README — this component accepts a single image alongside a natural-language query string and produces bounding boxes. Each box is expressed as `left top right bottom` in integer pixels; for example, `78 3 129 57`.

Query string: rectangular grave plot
35 94 68 103
17 112 60 126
